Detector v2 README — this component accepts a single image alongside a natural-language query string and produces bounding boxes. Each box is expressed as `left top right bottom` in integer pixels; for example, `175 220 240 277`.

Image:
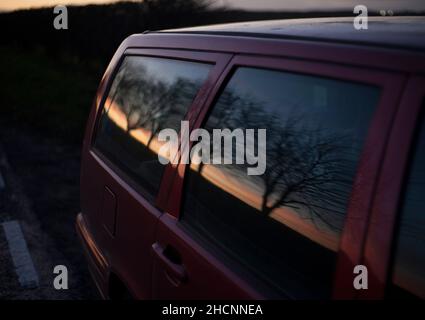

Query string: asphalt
0 126 98 300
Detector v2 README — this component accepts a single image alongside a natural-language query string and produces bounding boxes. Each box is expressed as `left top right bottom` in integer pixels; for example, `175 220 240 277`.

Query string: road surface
0 127 98 299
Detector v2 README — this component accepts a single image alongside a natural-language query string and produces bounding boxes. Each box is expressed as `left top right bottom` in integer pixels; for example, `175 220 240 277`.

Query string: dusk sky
1 0 425 12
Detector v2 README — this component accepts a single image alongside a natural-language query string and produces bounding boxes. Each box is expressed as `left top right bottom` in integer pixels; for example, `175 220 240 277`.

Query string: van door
85 49 232 299
151 54 405 299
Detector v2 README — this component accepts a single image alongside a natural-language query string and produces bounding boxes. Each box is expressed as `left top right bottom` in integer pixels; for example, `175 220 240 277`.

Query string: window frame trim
360 76 425 299
164 53 407 299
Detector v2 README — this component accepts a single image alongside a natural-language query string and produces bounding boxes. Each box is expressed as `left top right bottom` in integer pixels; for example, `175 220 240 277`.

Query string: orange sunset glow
0 0 121 11
2 0 424 12
105 98 339 252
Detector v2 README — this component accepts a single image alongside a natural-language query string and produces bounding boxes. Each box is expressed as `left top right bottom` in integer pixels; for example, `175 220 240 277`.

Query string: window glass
182 67 380 298
389 110 425 299
94 56 211 198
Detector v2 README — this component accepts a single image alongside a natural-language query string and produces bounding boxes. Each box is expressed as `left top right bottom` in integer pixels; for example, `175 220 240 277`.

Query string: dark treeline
0 0 359 68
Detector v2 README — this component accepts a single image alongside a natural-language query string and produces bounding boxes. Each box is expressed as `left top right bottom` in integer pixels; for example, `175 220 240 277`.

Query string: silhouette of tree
260 122 351 231
206 88 352 231
111 62 201 148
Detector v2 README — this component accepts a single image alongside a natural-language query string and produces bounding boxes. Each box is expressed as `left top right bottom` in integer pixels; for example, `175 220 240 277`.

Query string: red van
76 17 425 300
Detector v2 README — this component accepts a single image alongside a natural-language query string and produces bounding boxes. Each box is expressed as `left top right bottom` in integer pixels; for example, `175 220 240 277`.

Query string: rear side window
181 67 380 298
388 109 425 299
94 56 211 199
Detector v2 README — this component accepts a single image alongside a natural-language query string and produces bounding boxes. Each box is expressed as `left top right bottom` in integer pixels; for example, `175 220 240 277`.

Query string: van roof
159 16 425 51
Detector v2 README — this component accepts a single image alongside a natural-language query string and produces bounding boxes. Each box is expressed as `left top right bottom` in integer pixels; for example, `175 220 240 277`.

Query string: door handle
152 242 187 286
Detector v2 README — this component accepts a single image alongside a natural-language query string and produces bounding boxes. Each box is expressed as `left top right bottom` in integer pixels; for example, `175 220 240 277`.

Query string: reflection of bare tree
112 62 200 147
260 122 351 231
207 89 353 231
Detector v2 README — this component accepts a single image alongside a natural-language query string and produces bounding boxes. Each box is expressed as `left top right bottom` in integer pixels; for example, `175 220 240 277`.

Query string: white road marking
2 220 39 288
0 170 5 190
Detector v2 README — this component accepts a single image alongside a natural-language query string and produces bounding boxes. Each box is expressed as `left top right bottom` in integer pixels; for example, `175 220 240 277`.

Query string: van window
94 56 211 199
388 109 425 299
181 67 380 298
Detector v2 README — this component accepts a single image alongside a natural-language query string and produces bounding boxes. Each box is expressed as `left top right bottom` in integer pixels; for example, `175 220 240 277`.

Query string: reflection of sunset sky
102 62 380 256
106 99 339 251
127 56 211 87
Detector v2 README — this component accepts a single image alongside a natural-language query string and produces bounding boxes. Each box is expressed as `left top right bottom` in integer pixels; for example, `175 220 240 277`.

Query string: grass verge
0 46 101 144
